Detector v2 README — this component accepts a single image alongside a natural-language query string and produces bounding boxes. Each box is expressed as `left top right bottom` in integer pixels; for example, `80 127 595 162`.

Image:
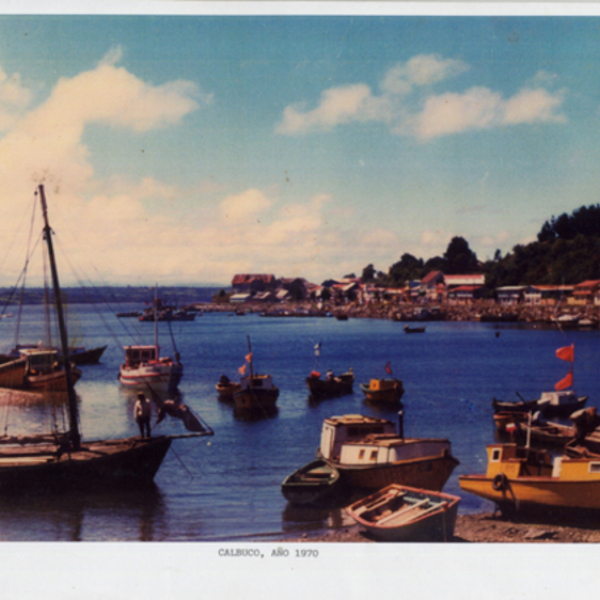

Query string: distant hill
0 286 225 306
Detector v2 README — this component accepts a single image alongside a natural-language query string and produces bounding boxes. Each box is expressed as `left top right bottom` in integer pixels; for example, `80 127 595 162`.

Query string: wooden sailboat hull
331 452 459 492
0 358 27 389
0 436 172 493
68 345 107 365
233 387 279 411
26 367 82 392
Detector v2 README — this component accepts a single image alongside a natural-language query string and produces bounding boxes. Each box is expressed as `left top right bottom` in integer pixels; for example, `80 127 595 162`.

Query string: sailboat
0 185 212 492
118 288 183 392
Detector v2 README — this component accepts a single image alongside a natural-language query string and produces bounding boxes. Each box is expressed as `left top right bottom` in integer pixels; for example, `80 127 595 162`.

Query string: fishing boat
404 325 425 334
0 356 27 389
492 391 587 419
232 337 279 413
0 185 213 493
20 349 82 392
360 378 404 405
233 374 279 412
317 414 459 491
281 459 344 505
345 484 461 542
459 442 600 517
119 290 183 392
306 369 354 400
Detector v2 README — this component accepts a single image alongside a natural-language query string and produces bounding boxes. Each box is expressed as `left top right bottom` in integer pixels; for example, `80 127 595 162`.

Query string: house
420 271 445 301
229 293 252 303
497 286 526 305
524 285 573 306
571 280 600 306
231 274 277 294
447 285 483 304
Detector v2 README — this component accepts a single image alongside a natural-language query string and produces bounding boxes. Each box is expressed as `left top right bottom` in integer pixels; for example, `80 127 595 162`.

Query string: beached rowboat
345 484 461 542
281 459 344 505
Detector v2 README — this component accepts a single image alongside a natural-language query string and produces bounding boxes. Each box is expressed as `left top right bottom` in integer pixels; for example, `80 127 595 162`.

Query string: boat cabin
538 390 578 408
240 374 275 390
485 443 554 479
319 415 397 461
339 435 452 467
21 349 60 374
123 345 159 367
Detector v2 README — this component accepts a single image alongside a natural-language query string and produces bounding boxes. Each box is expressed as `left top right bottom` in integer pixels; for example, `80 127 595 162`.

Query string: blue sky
0 9 599 286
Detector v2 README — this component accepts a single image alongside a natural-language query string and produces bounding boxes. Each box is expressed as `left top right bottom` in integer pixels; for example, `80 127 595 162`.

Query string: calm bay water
0 303 599 541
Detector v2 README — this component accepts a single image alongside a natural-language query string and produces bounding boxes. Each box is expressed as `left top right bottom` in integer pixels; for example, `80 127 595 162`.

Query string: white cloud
381 54 469 94
220 188 274 221
277 54 566 141
276 84 390 135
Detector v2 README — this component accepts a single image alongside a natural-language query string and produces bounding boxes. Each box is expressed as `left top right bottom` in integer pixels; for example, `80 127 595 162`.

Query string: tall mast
38 184 81 449
154 284 159 354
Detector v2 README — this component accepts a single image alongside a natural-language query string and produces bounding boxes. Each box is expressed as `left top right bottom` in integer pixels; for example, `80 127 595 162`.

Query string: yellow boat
458 443 600 517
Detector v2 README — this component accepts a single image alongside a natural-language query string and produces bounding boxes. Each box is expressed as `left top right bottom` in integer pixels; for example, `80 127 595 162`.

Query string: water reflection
0 484 167 541
233 406 279 422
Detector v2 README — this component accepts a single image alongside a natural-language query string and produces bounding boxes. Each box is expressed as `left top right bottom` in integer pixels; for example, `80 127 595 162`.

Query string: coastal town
211 270 600 327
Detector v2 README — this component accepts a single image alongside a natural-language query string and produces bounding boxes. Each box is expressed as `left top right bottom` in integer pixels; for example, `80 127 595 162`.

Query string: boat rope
168 442 194 481
167 320 179 357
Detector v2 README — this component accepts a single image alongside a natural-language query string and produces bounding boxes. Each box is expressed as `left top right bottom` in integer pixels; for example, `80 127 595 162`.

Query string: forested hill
371 204 600 291
0 286 223 306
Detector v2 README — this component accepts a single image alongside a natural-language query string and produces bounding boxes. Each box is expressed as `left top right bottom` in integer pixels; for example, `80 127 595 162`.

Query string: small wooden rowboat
404 325 425 334
281 459 344 505
345 484 461 542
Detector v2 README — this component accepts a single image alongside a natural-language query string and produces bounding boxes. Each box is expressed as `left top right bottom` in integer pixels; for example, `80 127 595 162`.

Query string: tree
361 264 376 283
443 237 479 274
387 253 424 286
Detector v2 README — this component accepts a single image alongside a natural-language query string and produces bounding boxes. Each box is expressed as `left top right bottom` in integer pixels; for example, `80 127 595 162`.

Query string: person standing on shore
134 392 152 438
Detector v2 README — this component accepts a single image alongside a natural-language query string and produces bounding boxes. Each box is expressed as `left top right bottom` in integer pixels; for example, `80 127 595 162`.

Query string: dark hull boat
360 378 405 405
68 345 107 365
492 392 587 419
0 436 172 493
306 370 354 400
281 459 344 505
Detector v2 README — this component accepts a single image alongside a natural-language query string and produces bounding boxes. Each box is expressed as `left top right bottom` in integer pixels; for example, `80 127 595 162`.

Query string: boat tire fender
492 473 508 491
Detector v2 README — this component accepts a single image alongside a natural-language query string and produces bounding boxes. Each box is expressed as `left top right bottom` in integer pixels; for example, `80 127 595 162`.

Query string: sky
1 6 600 286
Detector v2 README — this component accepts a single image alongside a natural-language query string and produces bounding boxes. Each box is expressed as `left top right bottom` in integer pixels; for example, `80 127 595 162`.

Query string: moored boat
404 325 425 334
233 374 279 412
306 369 354 400
215 375 241 400
21 349 82 392
317 414 459 491
360 378 404 405
492 391 587 419
345 484 461 542
281 459 344 505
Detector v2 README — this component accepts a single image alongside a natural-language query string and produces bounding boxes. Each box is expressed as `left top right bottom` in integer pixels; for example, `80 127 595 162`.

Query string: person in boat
134 392 152 438
325 369 334 381
219 374 231 385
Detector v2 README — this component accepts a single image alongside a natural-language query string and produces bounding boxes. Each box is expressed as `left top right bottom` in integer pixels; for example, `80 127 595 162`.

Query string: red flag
238 364 247 376
245 352 253 363
555 370 573 391
556 344 574 363
385 362 392 375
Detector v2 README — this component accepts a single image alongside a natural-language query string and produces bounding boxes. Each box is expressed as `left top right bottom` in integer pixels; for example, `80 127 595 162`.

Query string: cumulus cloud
277 54 566 141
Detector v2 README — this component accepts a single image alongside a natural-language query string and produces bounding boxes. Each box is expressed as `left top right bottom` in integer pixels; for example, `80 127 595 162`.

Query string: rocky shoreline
199 299 600 327
278 512 600 543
